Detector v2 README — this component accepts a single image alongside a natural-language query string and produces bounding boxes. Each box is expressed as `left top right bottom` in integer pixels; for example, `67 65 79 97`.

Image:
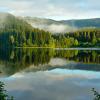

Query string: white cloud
0 0 100 20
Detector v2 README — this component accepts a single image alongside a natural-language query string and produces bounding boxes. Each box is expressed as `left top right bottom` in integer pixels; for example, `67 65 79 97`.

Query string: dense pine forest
0 13 100 48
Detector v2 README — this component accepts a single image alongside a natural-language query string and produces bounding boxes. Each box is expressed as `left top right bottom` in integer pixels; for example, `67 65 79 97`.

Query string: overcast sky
0 0 100 20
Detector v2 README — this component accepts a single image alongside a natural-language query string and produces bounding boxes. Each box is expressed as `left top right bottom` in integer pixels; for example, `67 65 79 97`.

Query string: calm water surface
0 48 100 100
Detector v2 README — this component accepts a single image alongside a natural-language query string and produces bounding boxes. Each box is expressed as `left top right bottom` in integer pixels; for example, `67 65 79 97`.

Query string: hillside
61 18 100 28
24 17 100 33
23 17 74 33
0 13 33 31
0 13 99 48
0 13 52 48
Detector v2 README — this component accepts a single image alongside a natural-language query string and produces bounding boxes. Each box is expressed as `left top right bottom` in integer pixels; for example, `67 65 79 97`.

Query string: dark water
0 48 100 100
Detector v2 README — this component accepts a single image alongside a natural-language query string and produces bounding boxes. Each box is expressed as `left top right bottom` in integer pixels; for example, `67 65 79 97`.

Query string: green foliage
0 14 99 48
92 88 100 100
74 39 79 46
0 81 14 100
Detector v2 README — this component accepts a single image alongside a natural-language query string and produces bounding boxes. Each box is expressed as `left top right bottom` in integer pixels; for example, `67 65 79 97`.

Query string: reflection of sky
0 68 100 100
3 68 100 80
0 56 100 100
49 69 100 79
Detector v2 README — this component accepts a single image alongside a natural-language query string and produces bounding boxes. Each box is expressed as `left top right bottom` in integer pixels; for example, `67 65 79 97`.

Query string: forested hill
60 18 100 28
23 17 100 33
0 13 100 48
0 13 52 48
0 13 33 31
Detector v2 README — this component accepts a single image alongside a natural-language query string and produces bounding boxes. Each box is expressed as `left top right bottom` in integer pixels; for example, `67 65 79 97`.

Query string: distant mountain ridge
24 17 100 27
0 12 99 33
23 17 100 33
23 17 75 33
60 18 100 28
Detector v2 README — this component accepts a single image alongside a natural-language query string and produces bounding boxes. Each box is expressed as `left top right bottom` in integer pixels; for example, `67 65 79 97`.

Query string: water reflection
0 48 100 76
0 48 100 100
1 69 100 100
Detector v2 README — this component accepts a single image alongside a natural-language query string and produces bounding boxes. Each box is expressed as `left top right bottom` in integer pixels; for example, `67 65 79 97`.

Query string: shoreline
15 47 100 50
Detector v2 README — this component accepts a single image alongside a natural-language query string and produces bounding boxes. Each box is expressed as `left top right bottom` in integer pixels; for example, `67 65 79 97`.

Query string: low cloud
47 24 72 33
31 23 77 33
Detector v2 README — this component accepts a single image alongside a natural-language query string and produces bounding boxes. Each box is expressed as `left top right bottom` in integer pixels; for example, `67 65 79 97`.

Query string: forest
0 14 100 48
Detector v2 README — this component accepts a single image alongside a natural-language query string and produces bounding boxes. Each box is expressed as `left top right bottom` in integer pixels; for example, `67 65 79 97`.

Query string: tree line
0 15 99 48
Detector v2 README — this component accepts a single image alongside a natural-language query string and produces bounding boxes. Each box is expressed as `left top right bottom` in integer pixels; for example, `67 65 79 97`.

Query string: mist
0 13 9 29
30 23 77 34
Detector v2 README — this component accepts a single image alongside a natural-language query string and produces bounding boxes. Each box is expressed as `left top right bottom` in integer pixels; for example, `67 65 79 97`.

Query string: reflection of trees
0 48 55 76
77 50 100 64
15 48 54 66
0 48 99 76
54 50 78 59
54 50 100 64
0 48 99 66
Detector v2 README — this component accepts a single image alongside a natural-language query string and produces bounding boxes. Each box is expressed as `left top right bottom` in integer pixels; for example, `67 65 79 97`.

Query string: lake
0 48 100 100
